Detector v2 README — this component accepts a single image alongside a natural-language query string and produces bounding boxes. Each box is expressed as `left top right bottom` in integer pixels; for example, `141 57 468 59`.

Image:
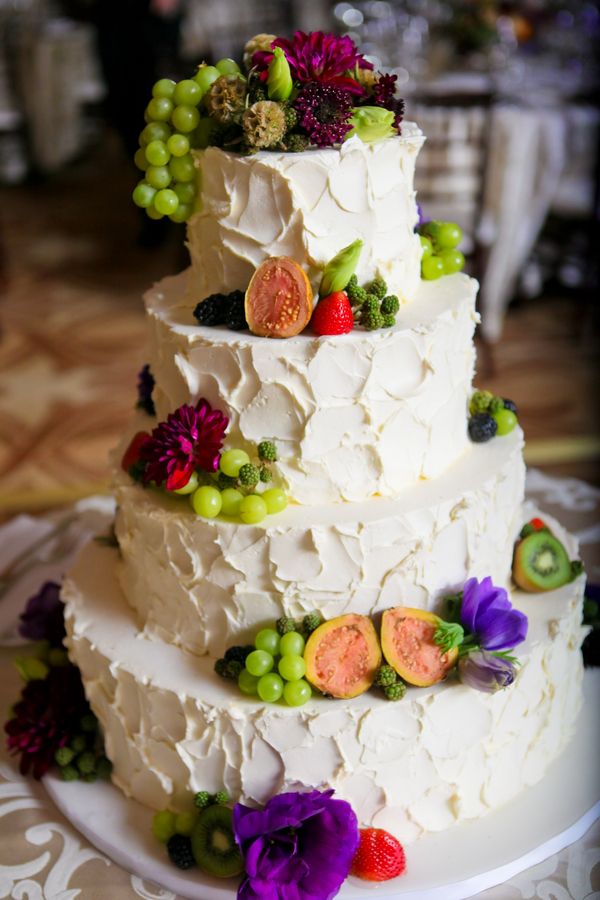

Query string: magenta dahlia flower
372 73 405 130
294 83 355 147
140 398 228 491
233 788 359 900
254 31 371 95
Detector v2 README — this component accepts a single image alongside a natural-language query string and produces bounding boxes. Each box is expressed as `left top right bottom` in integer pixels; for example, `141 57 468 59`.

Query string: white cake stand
43 669 600 900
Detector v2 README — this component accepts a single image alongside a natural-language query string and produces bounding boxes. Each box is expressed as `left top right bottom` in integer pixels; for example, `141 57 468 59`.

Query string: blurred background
0 0 599 516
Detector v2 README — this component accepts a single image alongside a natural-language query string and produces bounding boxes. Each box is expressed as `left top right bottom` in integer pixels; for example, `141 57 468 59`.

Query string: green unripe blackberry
194 790 212 809
276 616 297 636
469 390 494 415
217 472 238 490
55 746 75 766
348 283 367 305
76 751 97 775
97 756 113 779
258 440 277 462
214 790 229 805
60 764 79 781
384 682 407 701
362 309 384 331
83 772 98 783
367 277 387 300
283 106 298 131
375 665 397 687
259 466 273 483
285 132 309 152
302 613 322 636
361 295 380 316
70 734 87 754
80 713 98 733
238 463 260 487
381 314 396 328
380 294 399 316
488 396 504 415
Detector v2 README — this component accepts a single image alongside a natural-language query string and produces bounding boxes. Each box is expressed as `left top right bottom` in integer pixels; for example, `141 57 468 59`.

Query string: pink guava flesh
314 625 370 696
391 616 449 681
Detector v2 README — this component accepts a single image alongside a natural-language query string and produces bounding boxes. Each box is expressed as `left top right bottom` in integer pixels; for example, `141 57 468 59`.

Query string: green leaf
319 239 363 297
433 620 465 654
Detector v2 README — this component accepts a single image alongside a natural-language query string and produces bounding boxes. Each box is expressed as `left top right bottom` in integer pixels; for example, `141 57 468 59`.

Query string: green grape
421 255 444 281
191 485 222 518
146 97 174 122
152 78 176 99
283 679 312 707
262 488 287 515
173 79 202 106
239 495 268 525
167 133 190 157
169 154 195 183
192 118 217 149
140 122 171 145
278 654 306 681
154 188 179 215
492 408 517 436
255 628 280 655
257 673 284 702
146 206 165 220
174 471 199 495
134 148 148 171
421 220 442 239
169 203 192 223
279 631 305 656
220 448 250 477
238 668 259 695
194 64 220 94
174 182 196 204
220 487 244 516
174 811 197 836
439 249 465 274
435 222 463 250
145 139 170 167
146 165 171 189
245 649 274 677
152 810 176 843
171 105 200 133
132 182 156 209
216 58 241 75
420 235 433 257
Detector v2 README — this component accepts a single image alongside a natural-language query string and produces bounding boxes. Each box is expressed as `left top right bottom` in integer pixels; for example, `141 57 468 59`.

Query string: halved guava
380 607 458 687
304 614 382 699
245 256 313 338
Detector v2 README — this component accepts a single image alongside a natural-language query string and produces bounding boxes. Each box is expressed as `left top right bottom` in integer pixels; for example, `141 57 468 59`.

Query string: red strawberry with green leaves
311 291 354 335
350 827 406 882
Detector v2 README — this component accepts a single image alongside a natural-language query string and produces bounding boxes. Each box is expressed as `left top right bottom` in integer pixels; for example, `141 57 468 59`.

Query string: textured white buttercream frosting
186 127 425 305
113 427 525 657
146 270 478 504
62 511 586 845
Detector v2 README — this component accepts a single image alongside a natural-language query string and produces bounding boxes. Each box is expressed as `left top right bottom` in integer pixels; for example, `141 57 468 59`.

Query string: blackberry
374 665 397 687
258 440 277 462
302 612 322 636
194 790 212 809
55 746 75 767
61 765 79 781
361 309 384 331
225 290 248 330
76 751 97 775
361 295 380 316
217 472 238 490
167 834 196 870
381 314 396 328
384 682 407 701
239 463 260 487
214 790 229 805
214 658 243 680
488 396 504 415
468 413 498 443
348 283 367 305
276 616 297 636
380 295 399 316
193 294 228 326
367 277 387 300
224 645 254 664
70 735 87 754
503 398 518 415
469 390 494 416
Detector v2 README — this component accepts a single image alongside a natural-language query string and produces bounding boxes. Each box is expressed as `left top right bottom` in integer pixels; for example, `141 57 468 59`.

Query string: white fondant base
43 668 600 900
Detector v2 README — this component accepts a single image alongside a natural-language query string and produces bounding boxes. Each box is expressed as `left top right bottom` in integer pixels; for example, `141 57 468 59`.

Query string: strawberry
350 827 406 882
311 291 354 335
121 431 151 473
529 517 547 531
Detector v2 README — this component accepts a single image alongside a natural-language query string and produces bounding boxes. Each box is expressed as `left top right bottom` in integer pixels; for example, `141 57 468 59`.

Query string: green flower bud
319 239 363 297
347 106 395 143
267 47 293 102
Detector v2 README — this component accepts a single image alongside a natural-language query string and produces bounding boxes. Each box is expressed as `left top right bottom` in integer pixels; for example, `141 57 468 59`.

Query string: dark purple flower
254 31 371 95
458 650 517 693
233 788 359 900
460 576 528 652
140 398 229 491
371 73 405 130
136 364 155 417
19 581 65 647
294 83 355 147
5 664 88 778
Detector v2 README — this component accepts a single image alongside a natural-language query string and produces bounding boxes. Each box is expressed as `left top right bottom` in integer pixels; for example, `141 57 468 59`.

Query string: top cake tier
185 126 424 305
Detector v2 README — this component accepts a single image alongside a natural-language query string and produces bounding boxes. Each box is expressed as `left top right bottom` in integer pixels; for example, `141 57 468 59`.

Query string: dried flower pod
319 239 363 297
242 101 286 149
243 33 277 71
205 75 247 124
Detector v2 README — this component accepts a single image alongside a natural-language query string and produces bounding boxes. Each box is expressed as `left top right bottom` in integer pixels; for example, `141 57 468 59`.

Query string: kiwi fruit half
190 804 244 878
513 531 572 592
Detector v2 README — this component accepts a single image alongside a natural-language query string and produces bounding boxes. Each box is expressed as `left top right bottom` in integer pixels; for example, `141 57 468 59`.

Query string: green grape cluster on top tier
132 59 242 222
417 220 465 280
468 390 519 443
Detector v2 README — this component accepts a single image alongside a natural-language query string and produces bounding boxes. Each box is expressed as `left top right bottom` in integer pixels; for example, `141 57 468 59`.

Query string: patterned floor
0 133 599 515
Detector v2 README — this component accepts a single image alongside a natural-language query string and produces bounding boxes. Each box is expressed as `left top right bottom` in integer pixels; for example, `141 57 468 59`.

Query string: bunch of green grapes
132 59 240 223
237 627 313 707
418 221 465 280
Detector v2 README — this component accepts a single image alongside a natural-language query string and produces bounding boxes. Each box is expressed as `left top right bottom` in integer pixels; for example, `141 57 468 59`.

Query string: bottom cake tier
61 513 587 846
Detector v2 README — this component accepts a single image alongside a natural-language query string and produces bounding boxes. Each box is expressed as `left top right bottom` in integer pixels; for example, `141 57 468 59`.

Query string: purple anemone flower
140 398 228 491
19 581 65 647
254 31 371 95
458 650 517 693
136 364 155 417
294 83 355 147
233 788 359 900
461 576 528 652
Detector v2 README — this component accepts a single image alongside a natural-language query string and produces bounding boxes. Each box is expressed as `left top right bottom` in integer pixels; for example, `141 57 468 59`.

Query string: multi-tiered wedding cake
61 32 586 855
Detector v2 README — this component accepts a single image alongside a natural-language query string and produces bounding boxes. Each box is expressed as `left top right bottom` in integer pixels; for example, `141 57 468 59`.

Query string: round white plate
44 669 600 900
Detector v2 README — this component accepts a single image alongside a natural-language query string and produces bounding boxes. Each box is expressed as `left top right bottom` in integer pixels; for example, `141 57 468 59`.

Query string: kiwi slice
190 805 244 878
513 531 572 592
